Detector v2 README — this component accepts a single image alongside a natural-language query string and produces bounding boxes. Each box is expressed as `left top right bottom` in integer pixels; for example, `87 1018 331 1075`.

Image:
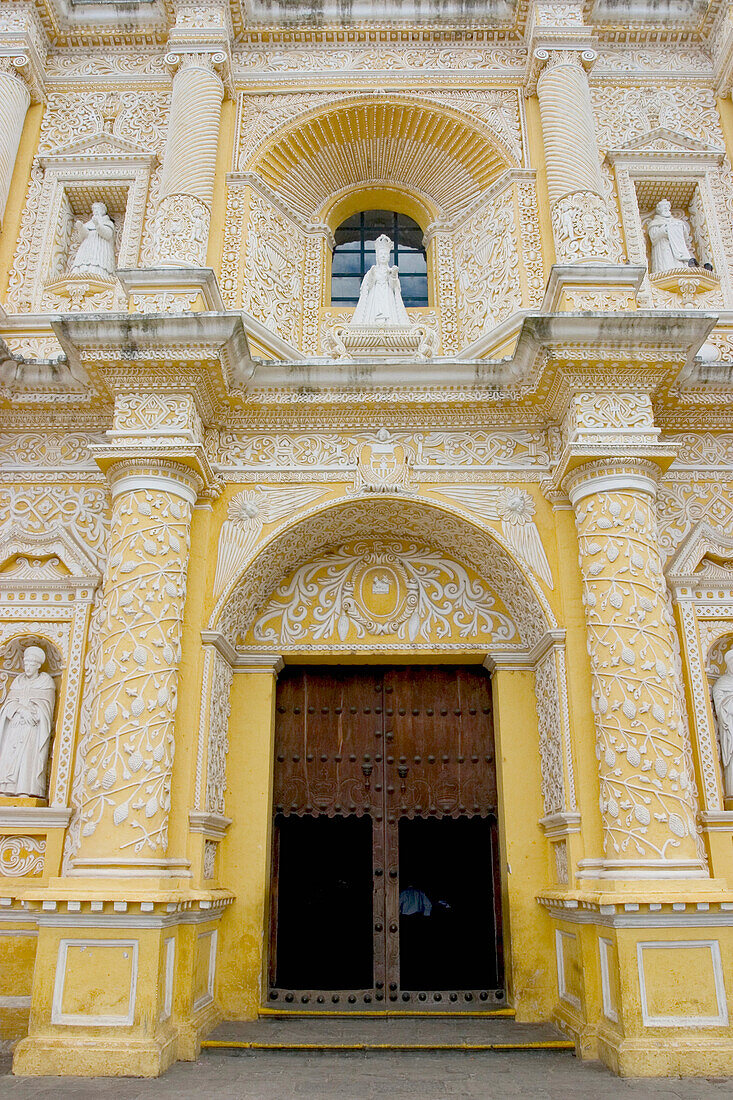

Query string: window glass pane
331 250 363 276
331 276 364 301
398 228 424 251
396 251 427 275
334 231 362 249
340 214 362 230
363 209 394 233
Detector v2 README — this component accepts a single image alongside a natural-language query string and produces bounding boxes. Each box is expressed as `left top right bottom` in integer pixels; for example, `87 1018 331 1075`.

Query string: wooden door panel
270 664 503 1008
385 666 496 817
274 667 382 817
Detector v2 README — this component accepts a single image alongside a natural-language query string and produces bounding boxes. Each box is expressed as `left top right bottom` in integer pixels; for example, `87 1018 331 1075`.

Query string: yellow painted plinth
11 909 225 1077
547 906 733 1077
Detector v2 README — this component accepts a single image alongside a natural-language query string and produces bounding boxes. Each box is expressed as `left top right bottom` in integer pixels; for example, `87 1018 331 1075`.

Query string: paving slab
1 1050 732 1099
205 1014 572 1050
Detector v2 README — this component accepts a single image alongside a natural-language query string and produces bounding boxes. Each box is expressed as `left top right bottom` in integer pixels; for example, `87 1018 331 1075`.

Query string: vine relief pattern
246 539 518 649
242 190 303 348
205 651 233 817
218 499 552 654
77 486 192 856
453 188 522 344
535 649 566 817
574 485 703 864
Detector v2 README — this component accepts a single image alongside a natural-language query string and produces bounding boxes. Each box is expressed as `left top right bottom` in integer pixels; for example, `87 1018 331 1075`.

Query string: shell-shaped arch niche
244 95 519 223
229 92 537 357
213 498 555 657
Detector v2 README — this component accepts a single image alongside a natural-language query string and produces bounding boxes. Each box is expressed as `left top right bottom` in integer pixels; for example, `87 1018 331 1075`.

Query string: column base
13 1031 178 1078
596 1029 733 1078
542 891 733 1079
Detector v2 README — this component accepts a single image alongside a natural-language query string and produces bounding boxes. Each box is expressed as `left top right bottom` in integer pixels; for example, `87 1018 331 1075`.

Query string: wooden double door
268 665 504 1009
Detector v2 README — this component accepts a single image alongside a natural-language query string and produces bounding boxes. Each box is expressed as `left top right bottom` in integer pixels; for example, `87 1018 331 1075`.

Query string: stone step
202 1016 575 1054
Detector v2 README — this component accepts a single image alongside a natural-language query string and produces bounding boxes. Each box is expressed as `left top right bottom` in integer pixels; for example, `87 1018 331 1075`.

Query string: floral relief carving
154 194 211 268
217 499 553 655
551 190 622 265
77 487 192 855
453 188 523 344
535 647 566 817
657 476 733 563
247 539 518 649
214 430 551 471
0 433 104 469
0 484 109 571
0 835 45 877
213 485 332 599
591 85 724 154
241 191 303 348
205 651 233 816
234 46 527 76
429 485 553 589
573 486 704 864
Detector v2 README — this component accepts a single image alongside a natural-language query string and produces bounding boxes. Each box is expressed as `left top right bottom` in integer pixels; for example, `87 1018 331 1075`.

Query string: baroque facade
0 0 732 1080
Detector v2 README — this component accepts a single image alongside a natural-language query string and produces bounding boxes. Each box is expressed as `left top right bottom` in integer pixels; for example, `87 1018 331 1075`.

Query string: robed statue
351 234 411 326
0 646 56 798
69 202 116 277
713 648 733 800
647 199 695 272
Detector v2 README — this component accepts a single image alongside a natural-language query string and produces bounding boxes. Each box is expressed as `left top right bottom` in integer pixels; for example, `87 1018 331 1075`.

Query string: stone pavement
1 1051 732 1098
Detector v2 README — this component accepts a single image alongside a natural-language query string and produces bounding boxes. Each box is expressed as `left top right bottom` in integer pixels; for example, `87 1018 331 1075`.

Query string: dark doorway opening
399 816 501 992
274 814 374 991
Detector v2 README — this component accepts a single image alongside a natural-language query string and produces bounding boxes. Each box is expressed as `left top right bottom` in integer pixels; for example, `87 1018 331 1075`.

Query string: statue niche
69 202 117 278
0 645 57 799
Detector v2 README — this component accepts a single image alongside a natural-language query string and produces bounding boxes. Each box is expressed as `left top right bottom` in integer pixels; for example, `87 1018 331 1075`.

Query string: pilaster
156 1 232 267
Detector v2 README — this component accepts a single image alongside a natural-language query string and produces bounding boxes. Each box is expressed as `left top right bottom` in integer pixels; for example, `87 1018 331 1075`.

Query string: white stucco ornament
351 234 411 326
0 646 56 798
70 202 116 277
713 648 733 799
647 199 695 272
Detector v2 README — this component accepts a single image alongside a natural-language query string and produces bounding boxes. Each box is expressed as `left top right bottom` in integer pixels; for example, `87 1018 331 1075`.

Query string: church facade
1 0 733 1080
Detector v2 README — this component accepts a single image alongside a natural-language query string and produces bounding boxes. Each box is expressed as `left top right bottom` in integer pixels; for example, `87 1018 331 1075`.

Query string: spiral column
535 49 618 264
156 53 225 266
0 59 31 227
564 458 707 880
69 394 211 877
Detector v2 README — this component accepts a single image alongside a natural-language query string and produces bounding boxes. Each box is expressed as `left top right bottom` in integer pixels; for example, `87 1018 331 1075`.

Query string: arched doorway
208 497 567 1020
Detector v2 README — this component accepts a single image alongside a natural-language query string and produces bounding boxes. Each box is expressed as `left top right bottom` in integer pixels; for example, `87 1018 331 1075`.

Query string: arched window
331 210 428 308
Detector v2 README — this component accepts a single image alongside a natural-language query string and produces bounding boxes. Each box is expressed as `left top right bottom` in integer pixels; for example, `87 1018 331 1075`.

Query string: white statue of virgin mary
0 646 56 798
69 202 116 277
351 234 411 326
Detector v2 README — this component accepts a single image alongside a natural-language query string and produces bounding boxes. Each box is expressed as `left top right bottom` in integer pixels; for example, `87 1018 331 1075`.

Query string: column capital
0 8 49 105
713 5 733 95
526 42 598 96
164 0 234 96
90 392 215 500
562 457 664 506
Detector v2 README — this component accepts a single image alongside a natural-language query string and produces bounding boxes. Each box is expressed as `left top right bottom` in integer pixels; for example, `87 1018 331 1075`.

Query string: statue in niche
69 202 116 277
647 199 696 272
0 646 56 798
351 234 411 326
713 647 733 800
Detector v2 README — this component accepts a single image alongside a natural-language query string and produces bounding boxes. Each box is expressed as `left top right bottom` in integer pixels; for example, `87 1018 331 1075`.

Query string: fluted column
156 53 225 266
69 394 210 877
535 49 618 263
0 59 31 227
564 458 707 880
